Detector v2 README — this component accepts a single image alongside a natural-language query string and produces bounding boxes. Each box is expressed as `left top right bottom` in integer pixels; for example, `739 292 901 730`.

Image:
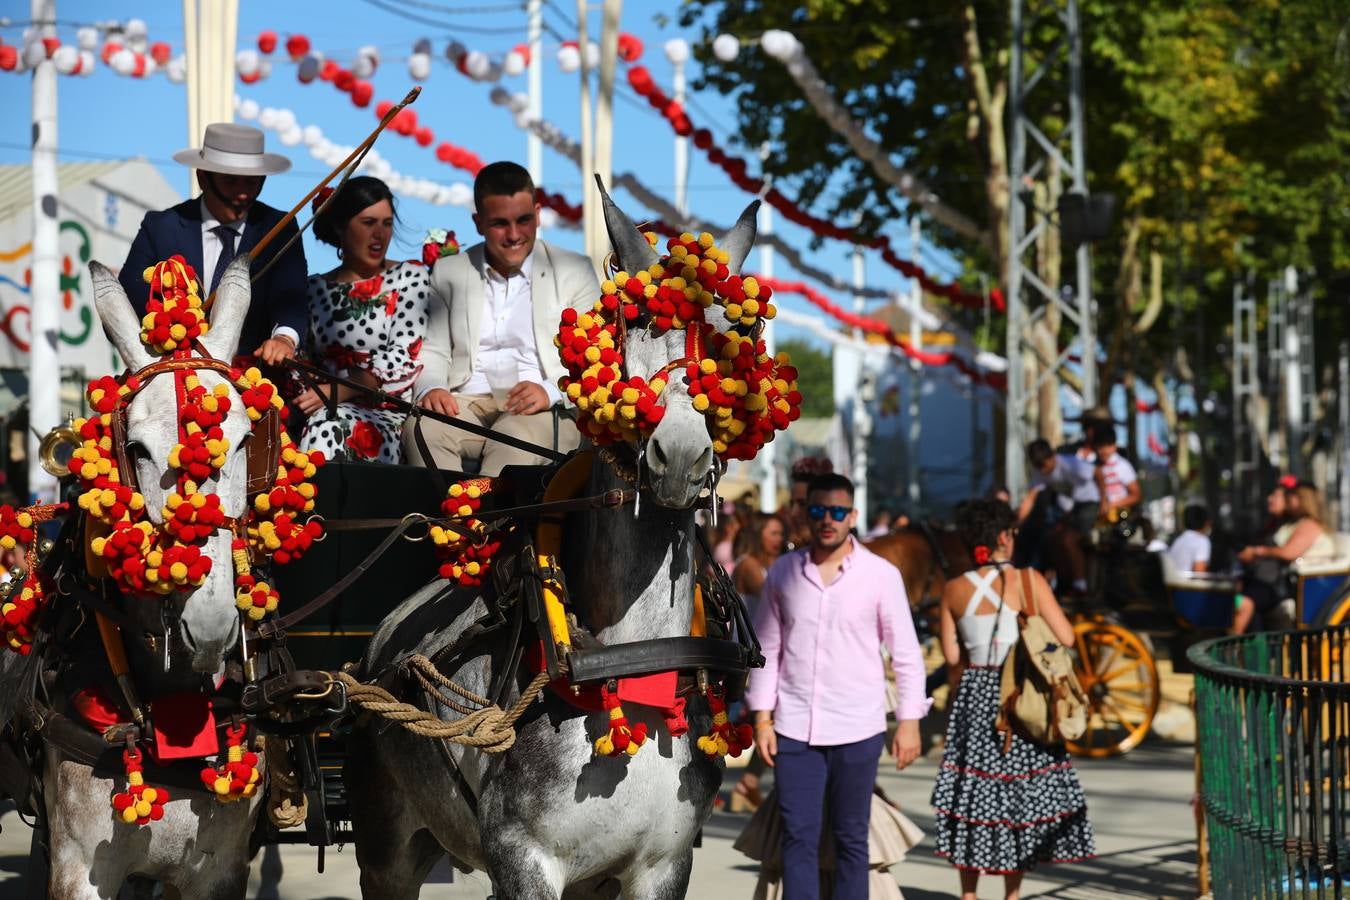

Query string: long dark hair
313 176 398 249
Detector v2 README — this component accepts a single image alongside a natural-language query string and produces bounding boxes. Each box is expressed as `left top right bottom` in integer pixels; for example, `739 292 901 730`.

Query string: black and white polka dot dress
930 569 1096 873
299 261 429 464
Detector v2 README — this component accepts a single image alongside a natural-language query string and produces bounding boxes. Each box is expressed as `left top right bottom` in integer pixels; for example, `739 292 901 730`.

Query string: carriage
0 173 792 898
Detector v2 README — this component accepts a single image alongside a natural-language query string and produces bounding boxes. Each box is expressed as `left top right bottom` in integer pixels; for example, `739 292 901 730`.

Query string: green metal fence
1191 625 1350 898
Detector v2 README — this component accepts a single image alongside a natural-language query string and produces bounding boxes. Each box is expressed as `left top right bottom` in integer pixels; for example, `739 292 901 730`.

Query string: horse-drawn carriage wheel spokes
1065 621 1160 758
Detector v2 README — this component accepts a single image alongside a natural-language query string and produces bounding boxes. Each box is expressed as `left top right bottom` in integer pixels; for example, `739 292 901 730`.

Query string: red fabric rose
345 421 383 459
384 290 400 317
408 338 423 360
421 242 440 267
349 274 383 301
973 545 992 565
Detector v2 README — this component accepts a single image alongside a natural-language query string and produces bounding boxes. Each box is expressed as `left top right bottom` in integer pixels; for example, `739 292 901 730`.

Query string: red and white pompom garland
556 231 801 458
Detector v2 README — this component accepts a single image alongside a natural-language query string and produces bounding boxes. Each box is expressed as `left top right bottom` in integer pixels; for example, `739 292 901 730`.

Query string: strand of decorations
0 19 187 80
756 30 987 243
624 64 1003 313
0 503 62 655
762 278 1008 390
199 722 262 802
112 747 169 825
258 53 582 223
429 480 503 588
696 691 752 759
480 87 1006 374
593 684 648 757
556 231 803 460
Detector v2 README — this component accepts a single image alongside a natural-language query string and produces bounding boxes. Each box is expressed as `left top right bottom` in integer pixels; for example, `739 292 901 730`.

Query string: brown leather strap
1019 568 1037 619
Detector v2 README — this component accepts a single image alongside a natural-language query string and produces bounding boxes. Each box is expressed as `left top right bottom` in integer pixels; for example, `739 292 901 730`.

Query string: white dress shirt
199 198 300 348
458 250 561 405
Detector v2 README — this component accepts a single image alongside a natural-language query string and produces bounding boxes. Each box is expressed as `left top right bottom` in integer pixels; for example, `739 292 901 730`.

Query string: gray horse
344 187 762 899
7 258 263 899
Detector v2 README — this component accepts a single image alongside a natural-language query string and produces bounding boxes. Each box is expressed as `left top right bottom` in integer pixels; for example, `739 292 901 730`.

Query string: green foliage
779 337 835 418
681 0 1350 378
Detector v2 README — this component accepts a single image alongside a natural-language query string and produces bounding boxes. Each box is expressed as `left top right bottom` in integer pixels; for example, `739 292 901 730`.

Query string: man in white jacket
404 162 599 474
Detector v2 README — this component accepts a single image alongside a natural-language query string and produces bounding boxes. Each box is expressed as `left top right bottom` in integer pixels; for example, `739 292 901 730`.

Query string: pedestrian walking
932 499 1095 900
748 472 930 900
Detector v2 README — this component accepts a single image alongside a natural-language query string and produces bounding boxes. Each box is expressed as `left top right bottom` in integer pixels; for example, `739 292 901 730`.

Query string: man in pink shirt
749 472 929 899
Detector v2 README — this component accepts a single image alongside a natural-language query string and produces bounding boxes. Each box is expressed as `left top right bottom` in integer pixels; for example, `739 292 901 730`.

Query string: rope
334 657 551 753
260 736 308 829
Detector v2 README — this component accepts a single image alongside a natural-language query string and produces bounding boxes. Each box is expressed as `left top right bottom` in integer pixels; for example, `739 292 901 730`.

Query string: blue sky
0 0 951 352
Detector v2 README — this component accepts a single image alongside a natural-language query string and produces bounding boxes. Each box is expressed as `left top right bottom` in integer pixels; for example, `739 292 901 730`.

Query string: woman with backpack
931 499 1096 899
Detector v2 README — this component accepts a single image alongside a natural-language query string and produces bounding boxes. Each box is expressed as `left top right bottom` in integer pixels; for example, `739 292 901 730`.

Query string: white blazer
416 239 599 399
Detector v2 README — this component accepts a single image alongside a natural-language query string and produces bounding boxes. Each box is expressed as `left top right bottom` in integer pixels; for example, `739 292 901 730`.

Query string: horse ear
198 255 252 361
595 174 659 273
89 262 152 370
718 201 761 275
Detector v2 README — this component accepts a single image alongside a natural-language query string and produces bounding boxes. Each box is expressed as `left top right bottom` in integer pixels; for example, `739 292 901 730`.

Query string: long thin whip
203 85 422 311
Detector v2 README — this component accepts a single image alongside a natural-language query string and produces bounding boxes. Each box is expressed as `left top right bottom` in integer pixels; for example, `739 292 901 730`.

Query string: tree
779 337 835 418
680 0 1350 430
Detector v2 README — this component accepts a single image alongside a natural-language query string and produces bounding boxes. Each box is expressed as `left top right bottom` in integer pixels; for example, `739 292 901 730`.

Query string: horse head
89 257 255 675
596 178 760 509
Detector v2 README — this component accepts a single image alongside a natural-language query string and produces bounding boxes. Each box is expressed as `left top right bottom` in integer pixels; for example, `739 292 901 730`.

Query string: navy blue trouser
774 732 883 900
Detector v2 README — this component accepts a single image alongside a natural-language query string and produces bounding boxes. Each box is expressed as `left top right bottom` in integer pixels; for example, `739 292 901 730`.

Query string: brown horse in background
865 523 972 616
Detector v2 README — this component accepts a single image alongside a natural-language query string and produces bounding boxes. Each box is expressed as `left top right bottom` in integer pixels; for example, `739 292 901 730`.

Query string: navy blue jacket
119 199 308 356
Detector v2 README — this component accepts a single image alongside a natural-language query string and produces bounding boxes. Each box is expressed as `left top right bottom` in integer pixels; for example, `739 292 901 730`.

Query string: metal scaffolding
1231 278 1261 518
1004 0 1097 496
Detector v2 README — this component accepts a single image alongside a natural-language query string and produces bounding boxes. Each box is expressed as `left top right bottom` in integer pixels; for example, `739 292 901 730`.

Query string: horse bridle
111 355 282 500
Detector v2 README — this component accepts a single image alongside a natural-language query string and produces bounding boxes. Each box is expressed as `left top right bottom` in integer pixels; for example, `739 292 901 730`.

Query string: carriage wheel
1065 620 1160 758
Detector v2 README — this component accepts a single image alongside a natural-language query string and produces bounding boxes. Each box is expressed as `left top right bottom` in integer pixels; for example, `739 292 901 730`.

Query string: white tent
0 158 180 380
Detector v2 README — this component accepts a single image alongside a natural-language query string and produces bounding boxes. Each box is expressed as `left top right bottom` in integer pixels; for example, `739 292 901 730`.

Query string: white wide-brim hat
173 123 291 176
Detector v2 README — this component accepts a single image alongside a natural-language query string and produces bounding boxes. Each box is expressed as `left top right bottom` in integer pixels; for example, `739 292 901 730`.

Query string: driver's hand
419 388 459 417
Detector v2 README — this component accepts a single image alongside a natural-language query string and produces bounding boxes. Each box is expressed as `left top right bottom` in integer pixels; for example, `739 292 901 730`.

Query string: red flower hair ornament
972 545 992 566
311 186 335 215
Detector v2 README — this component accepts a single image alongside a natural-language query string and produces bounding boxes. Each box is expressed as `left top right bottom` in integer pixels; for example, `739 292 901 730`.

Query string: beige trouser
402 393 579 476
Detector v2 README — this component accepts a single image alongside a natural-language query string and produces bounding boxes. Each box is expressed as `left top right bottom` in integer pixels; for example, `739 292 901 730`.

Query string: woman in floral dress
296 177 432 463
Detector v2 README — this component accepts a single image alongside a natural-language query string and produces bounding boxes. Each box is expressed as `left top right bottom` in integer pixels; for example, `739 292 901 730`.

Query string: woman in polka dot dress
932 498 1095 899
296 177 429 464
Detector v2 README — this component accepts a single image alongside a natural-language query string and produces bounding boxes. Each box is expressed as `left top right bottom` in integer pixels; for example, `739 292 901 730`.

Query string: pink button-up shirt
746 537 930 746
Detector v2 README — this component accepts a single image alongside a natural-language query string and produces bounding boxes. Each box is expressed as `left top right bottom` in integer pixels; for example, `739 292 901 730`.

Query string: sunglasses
807 504 852 522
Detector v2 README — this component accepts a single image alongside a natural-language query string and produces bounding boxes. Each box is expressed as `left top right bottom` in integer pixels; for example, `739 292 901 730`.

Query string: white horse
343 187 762 899
28 257 263 899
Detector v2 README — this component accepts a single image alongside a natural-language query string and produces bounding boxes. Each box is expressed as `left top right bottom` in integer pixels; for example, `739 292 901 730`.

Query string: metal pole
183 0 200 197
576 0 596 264
29 0 60 503
673 56 688 219
1339 341 1349 533
757 201 777 514
907 216 922 513
526 0 543 185
593 0 622 241
1004 0 1027 499
851 245 869 527
1066 0 1096 407
220 0 239 125
1282 267 1303 477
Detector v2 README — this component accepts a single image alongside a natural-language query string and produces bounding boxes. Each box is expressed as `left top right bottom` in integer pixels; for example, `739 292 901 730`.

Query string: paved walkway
0 738 1199 898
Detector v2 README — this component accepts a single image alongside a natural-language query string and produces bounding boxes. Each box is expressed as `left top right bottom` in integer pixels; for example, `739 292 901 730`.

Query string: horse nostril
649 439 668 469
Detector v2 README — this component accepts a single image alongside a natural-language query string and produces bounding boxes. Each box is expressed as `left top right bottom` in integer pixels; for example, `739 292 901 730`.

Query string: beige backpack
994 569 1089 750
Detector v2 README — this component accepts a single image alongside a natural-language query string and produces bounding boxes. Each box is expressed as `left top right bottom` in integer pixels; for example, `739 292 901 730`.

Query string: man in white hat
119 123 306 364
